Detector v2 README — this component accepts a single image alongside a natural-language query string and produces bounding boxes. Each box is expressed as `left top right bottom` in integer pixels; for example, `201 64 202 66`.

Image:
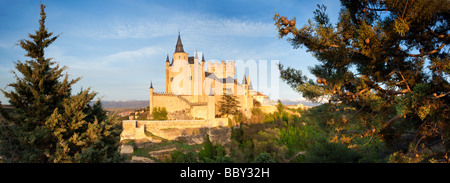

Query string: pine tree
0 4 123 163
274 0 449 160
218 88 241 117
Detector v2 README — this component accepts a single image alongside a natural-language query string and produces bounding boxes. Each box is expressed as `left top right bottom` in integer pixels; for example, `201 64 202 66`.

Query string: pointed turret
194 50 198 59
149 81 154 115
166 54 170 62
202 54 205 62
175 32 185 53
242 74 248 85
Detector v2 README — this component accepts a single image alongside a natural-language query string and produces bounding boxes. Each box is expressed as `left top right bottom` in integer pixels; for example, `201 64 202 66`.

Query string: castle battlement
152 92 207 107
206 60 235 69
153 92 176 95
206 60 235 78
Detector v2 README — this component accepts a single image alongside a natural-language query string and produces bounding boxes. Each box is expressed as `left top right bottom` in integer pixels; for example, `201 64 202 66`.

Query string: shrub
152 107 168 120
305 141 362 163
169 150 198 163
253 153 276 163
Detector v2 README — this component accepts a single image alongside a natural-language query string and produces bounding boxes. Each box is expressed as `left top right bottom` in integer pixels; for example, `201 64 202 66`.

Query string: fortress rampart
120 118 228 141
150 92 213 120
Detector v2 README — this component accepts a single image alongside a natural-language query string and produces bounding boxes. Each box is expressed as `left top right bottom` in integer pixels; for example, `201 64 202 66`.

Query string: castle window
189 76 192 80
171 77 174 82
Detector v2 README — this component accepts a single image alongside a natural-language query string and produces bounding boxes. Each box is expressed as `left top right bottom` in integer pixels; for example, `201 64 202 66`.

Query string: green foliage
305 140 362 163
388 144 435 163
290 153 305 163
218 89 241 117
198 133 214 162
0 4 123 163
45 95 123 163
275 100 284 113
152 107 168 120
398 83 435 120
393 18 410 37
228 118 233 128
280 124 317 155
169 151 198 163
229 105 326 163
249 107 266 124
197 133 233 163
291 103 389 163
158 102 392 163
351 136 388 163
252 128 289 162
252 153 276 163
274 0 450 161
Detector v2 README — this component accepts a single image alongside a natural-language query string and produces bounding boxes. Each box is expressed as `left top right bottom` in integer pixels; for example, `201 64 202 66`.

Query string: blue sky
0 0 342 104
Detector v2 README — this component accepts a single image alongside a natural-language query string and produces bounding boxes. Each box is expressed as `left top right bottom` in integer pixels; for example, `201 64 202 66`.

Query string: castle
149 33 254 120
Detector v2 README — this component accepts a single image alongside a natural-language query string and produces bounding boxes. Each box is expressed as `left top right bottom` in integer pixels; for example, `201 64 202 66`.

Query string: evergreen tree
218 88 241 117
198 133 215 162
0 4 123 163
253 153 276 163
274 0 449 160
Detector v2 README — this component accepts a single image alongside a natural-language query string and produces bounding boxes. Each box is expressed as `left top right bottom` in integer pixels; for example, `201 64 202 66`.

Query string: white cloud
77 13 275 40
47 45 163 70
103 46 164 64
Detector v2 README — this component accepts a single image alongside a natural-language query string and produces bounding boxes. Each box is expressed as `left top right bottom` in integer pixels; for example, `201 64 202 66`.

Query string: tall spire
175 32 184 53
242 74 248 84
150 81 153 89
166 54 169 62
202 54 205 62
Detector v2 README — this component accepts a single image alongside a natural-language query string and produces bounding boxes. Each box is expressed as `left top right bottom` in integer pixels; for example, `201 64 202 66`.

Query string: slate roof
175 32 185 53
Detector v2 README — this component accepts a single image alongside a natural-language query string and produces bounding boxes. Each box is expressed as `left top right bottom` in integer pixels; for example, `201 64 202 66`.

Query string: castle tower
169 32 190 95
192 50 199 102
149 81 154 115
242 74 249 115
242 74 249 95
221 61 226 79
173 32 189 62
165 54 170 93
201 54 206 102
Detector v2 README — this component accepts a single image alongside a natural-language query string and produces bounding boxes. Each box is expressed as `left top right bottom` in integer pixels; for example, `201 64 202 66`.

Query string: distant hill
100 100 149 109
279 99 323 107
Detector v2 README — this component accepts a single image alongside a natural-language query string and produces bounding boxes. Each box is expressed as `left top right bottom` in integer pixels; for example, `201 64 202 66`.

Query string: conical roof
175 32 185 53
242 74 248 84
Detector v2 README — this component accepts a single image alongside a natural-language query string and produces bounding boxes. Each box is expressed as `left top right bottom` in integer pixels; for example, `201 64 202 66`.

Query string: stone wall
120 118 229 141
191 105 208 119
152 93 191 113
151 93 213 120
